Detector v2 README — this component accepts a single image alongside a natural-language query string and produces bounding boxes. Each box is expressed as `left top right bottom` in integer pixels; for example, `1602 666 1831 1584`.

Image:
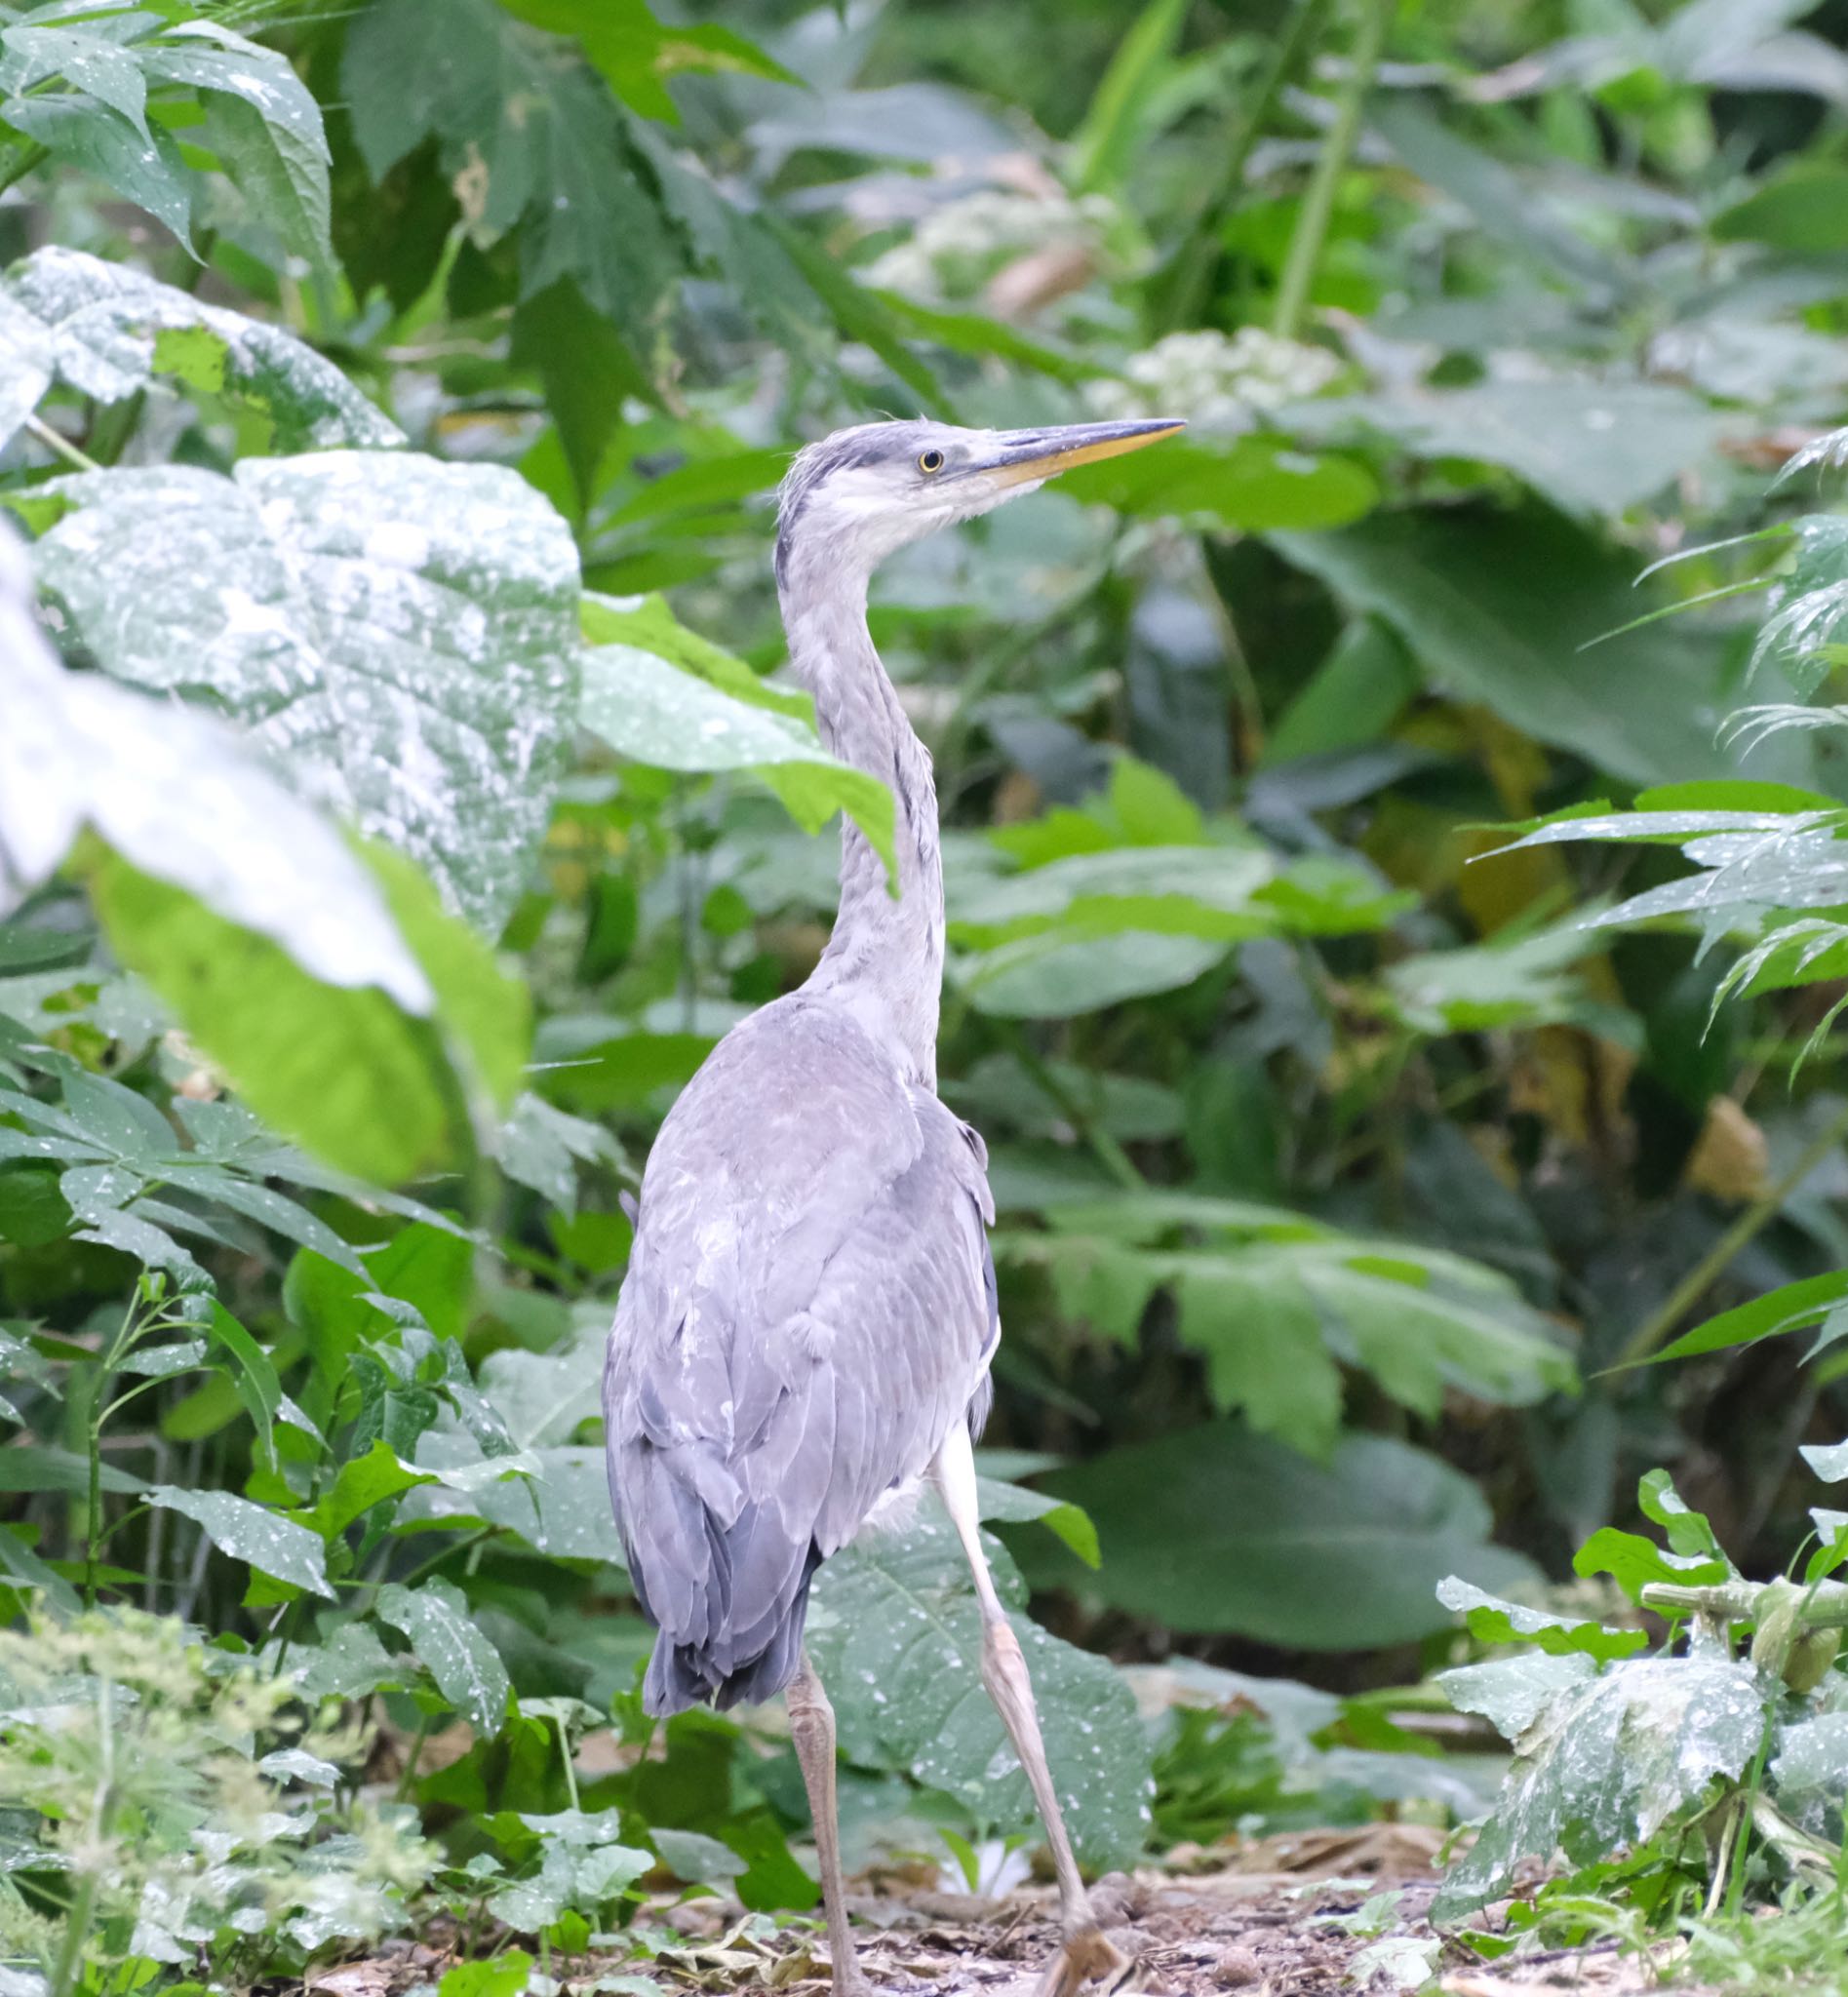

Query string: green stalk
1614 1096 1848 1368
82 1296 142 1610
1160 0 1333 332
0 139 49 200
1270 0 1393 342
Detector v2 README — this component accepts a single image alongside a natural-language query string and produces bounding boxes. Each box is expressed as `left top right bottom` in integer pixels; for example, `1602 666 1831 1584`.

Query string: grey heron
605 413 1183 1997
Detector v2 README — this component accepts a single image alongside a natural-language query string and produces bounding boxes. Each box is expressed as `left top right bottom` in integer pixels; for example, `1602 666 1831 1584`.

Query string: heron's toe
1035 1925 1132 1997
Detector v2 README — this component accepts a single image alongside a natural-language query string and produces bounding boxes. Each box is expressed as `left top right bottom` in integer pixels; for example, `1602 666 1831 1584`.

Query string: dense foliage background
4 0 1848 1986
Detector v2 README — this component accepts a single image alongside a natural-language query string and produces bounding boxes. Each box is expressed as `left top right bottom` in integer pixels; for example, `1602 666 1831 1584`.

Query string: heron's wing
606 996 996 1699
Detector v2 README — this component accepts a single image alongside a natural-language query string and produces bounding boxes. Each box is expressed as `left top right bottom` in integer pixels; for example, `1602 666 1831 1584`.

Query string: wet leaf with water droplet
32 450 581 934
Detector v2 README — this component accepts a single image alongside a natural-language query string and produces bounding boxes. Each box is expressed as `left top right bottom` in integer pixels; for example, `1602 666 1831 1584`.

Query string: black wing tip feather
640 1545 822 1716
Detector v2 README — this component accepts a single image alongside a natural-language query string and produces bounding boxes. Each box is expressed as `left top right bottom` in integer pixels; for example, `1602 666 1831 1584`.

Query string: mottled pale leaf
0 514 426 1011
1436 1577 1646 1664
149 1485 334 1596
1432 1655 1769 1922
1439 1651 1598 1742
0 246 401 450
33 451 580 932
806 1500 1152 1867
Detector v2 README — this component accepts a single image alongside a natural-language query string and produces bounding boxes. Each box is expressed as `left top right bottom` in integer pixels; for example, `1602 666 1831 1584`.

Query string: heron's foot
1036 1924 1132 1997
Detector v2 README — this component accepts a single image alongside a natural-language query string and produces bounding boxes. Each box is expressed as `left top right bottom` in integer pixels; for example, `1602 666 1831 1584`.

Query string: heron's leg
933 1421 1128 1997
787 1647 875 1997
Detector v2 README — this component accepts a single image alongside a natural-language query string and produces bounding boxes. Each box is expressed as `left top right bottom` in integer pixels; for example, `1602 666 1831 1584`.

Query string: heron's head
774 415 1184 589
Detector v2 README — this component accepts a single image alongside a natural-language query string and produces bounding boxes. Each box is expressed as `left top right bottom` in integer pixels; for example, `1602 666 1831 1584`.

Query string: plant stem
1615 1096 1848 1368
1003 1024 1145 1192
1160 0 1332 332
25 413 102 475
83 1296 140 1610
0 139 49 199
1640 1579 1848 1626
1270 0 1393 342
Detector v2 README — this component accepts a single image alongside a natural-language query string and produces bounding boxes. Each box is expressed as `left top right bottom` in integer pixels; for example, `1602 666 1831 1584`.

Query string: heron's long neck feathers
779 557 944 1086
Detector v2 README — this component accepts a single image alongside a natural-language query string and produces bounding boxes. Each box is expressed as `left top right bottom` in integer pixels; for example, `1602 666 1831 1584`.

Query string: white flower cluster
867 188 1118 302
1090 328 1342 432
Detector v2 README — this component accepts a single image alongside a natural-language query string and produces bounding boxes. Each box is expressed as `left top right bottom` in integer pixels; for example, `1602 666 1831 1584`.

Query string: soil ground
306 1827 1696 1997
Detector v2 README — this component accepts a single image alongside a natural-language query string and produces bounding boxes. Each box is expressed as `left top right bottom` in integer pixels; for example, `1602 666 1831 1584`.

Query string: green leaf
311 1440 435 1538
1435 1577 1646 1663
343 0 679 337
439 1950 532 1997
148 1486 334 1596
579 643 897 889
1274 505 1750 786
1059 435 1378 532
0 25 149 137
202 1302 285 1464
1650 1271 1848 1365
0 248 400 450
1637 1469 1733 1566
376 1577 512 1735
955 930 1230 1018
974 1474 1100 1568
2 95 192 248
806 1498 1151 1867
1035 1427 1540 1649
512 280 653 512
1571 1527 1728 1602
199 87 330 266
1172 1256 1343 1459
1385 917 1609 1035
494 0 796 120
581 591 810 720
1714 164 1848 254
87 851 469 1186
33 451 582 933
138 22 333 261
1290 382 1732 519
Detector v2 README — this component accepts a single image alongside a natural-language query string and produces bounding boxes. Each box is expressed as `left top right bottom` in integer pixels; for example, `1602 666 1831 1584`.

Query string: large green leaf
1059 434 1378 532
806 1499 1151 1867
1033 1426 1541 1649
1289 382 1733 518
1274 505 1750 785
32 451 581 932
0 247 402 451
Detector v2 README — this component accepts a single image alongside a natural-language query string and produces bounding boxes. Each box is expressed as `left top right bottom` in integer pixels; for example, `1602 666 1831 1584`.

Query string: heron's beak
972 417 1186 488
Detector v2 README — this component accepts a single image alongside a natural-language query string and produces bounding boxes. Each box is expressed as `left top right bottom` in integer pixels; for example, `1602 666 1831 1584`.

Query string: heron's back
605 995 996 1712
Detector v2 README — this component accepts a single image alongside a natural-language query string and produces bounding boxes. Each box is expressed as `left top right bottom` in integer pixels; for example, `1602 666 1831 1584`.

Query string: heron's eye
918 449 945 474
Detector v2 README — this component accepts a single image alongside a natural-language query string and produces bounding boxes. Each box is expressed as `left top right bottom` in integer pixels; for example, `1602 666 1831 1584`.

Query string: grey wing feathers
604 996 996 1713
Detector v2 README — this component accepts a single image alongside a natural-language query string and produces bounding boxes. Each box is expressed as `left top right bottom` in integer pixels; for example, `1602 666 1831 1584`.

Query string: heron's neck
779 560 943 1088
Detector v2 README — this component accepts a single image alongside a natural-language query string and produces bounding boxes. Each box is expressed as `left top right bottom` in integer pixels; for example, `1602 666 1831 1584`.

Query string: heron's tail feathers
640 1545 821 1715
